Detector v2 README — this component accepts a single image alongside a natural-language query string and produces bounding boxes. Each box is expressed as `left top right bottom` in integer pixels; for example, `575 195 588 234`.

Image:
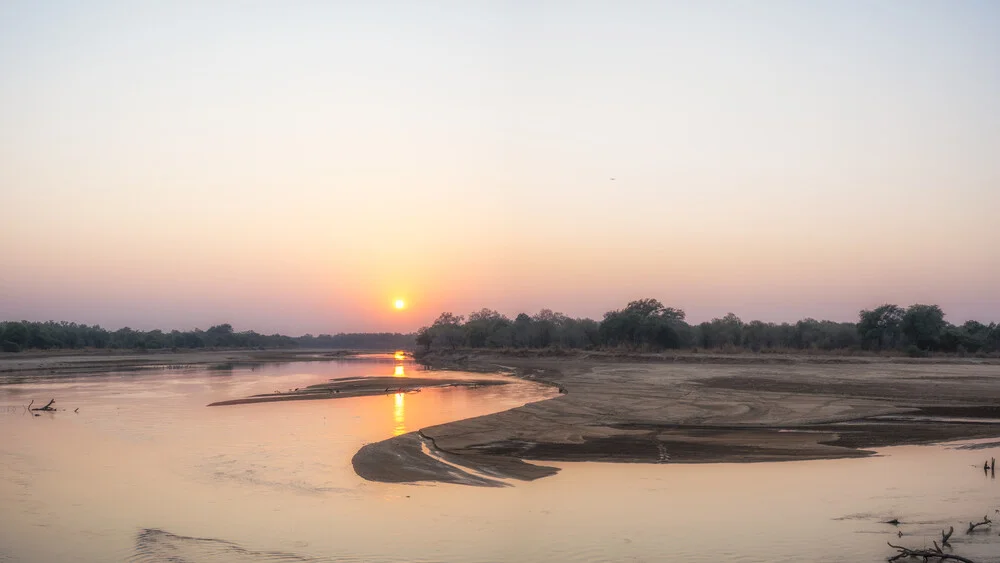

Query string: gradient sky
2 1 998 334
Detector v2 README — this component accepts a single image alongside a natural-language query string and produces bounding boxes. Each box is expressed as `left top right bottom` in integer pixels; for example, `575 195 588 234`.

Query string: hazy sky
2 1 998 334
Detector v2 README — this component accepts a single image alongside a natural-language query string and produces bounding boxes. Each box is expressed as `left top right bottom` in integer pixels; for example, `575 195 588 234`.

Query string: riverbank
351 351 1000 486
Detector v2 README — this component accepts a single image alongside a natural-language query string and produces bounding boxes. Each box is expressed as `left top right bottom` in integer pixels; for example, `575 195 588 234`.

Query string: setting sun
394 299 406 310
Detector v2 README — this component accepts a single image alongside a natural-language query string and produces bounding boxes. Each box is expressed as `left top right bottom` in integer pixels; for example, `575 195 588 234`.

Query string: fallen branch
30 399 56 412
887 542 977 563
966 515 991 534
941 525 954 546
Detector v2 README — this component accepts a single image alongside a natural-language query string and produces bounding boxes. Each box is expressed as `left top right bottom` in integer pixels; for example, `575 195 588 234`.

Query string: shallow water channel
1 357 998 562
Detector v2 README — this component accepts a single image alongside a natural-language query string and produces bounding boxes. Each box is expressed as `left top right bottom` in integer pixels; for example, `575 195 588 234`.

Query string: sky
2 1 998 334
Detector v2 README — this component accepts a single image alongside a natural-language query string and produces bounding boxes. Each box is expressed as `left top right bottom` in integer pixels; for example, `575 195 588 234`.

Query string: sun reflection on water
393 350 405 361
394 364 405 377
393 392 405 435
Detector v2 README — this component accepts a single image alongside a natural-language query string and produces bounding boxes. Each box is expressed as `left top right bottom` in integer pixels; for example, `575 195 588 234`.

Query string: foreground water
1 357 998 563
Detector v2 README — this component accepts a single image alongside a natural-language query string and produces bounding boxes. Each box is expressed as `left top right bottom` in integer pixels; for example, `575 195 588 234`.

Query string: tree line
416 299 1000 356
5 301 997 356
0 321 415 352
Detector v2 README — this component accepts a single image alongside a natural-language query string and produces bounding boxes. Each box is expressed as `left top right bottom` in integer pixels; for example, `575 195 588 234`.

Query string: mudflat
352 352 1000 486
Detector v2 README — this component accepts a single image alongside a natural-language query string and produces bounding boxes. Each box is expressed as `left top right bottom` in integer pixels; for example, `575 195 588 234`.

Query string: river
1 356 997 562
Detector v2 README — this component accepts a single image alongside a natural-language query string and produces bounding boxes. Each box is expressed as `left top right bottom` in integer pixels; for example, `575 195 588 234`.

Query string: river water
1 357 998 562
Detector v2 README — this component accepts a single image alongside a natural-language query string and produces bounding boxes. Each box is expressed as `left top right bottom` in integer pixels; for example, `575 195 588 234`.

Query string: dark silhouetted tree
900 304 946 351
858 305 904 350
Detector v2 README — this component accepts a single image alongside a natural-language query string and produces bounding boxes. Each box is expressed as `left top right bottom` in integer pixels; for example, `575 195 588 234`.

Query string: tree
858 305 904 350
207 323 234 334
600 299 688 350
531 309 560 348
623 298 666 318
716 313 743 348
744 320 773 352
2 322 29 347
465 309 510 348
415 327 433 351
900 304 945 351
512 313 533 348
430 312 465 350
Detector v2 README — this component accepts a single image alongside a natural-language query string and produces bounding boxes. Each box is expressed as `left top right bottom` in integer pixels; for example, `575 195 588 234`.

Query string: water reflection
393 351 405 361
3 363 998 563
393 392 406 436
394 365 405 377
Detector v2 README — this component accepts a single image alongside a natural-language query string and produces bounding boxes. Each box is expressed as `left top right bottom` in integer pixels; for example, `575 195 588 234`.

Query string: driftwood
887 542 977 563
30 399 56 412
966 515 991 534
941 525 954 547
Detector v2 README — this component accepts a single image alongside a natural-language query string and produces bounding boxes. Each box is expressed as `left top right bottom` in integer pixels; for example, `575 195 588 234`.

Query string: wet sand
351 352 1000 486
207 375 507 406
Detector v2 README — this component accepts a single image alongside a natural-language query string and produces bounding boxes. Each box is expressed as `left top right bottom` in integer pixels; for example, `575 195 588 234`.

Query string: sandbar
208 375 507 406
351 351 1000 486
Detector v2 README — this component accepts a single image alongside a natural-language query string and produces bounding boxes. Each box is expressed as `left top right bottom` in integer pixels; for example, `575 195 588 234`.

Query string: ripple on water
132 528 431 563
133 529 320 563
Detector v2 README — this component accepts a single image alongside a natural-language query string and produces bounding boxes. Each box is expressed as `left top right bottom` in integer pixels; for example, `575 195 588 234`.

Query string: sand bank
208 375 506 406
351 352 1000 486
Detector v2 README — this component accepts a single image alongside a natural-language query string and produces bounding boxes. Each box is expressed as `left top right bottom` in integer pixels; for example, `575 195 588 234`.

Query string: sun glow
394 299 405 310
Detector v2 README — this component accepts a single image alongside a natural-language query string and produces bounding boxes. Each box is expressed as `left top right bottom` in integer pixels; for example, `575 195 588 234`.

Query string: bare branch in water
941 525 954 546
967 515 991 534
30 399 56 412
887 541 977 563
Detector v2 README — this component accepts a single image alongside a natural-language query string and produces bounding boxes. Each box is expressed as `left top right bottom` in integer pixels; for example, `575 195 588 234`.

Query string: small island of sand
208 375 508 407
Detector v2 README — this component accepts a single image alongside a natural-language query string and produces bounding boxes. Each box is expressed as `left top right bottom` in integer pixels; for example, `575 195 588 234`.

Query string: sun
394 299 406 310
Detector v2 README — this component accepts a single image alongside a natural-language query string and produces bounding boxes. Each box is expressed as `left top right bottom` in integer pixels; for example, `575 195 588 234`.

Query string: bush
905 344 928 358
1 340 21 353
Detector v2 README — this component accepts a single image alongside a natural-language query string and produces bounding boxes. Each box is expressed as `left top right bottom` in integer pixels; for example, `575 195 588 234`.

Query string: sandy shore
351 352 1000 486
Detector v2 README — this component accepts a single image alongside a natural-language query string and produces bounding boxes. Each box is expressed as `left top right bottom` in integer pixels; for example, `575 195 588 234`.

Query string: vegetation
416 299 1000 356
4 300 997 356
0 321 414 352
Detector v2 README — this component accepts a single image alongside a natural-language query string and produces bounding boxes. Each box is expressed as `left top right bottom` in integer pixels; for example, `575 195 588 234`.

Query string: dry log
887 542 977 563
